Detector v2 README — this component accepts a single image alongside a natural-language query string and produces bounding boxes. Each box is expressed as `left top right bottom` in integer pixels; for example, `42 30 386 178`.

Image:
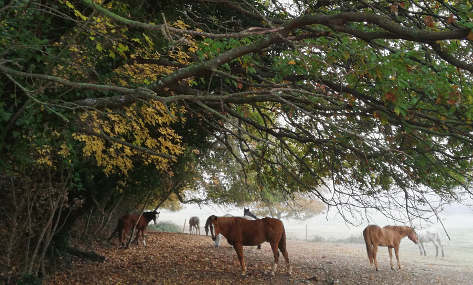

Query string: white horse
418 231 445 257
205 213 258 247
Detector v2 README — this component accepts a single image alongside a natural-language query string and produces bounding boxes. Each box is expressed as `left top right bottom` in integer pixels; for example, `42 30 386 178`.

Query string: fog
157 202 473 240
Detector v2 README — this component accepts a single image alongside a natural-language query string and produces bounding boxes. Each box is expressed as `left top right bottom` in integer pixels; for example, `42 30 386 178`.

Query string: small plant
148 221 181 233
309 235 326 242
16 274 42 285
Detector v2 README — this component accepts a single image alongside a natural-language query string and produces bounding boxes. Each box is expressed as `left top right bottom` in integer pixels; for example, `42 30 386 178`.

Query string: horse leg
418 242 423 256
132 229 140 245
119 229 126 248
233 243 246 276
108 226 118 243
270 242 280 276
421 242 427 256
278 238 291 276
141 230 147 246
394 246 401 270
373 245 379 271
215 234 220 248
388 247 394 270
433 241 439 257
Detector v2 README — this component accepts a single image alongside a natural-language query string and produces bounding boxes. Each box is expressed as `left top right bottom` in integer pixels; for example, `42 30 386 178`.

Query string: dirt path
46 232 473 284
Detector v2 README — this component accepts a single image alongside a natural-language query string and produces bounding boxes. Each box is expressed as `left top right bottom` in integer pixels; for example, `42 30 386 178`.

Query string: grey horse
418 231 445 257
189 216 200 235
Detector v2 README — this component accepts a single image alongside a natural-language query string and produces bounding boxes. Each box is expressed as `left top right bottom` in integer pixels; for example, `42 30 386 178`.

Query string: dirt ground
46 232 473 284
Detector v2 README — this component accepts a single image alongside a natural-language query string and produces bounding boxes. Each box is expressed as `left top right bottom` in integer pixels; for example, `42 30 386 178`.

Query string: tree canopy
2 0 473 225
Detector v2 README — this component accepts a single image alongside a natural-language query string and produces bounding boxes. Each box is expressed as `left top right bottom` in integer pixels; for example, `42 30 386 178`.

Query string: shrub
148 221 181 233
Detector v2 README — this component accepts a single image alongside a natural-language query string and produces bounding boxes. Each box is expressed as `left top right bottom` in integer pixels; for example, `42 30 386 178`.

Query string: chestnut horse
363 225 418 271
208 215 291 276
108 210 159 247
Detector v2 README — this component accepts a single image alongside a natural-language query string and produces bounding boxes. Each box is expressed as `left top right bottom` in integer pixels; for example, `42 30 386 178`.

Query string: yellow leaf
288 60 296 65
96 42 103 52
65 1 74 9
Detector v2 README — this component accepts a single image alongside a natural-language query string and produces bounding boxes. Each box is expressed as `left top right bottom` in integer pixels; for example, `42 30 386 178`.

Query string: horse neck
216 217 235 236
391 226 412 239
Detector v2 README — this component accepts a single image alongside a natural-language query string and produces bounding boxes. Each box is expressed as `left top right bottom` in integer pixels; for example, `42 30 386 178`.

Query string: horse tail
278 222 287 250
108 222 120 241
363 227 373 264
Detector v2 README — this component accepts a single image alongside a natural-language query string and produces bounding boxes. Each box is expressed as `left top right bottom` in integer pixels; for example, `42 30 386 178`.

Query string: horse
205 214 261 249
189 216 200 235
108 210 159 247
207 215 291 276
418 231 445 257
363 224 418 271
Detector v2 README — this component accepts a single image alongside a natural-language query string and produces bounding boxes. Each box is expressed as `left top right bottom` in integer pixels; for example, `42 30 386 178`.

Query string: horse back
364 224 391 246
120 214 148 230
231 217 284 246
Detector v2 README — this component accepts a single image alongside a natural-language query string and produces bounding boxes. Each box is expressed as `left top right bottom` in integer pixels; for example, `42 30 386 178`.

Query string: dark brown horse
208 215 291 276
363 224 418 271
108 210 159 247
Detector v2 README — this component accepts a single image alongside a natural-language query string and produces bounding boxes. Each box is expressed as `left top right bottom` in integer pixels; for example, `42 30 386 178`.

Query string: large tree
1 0 473 277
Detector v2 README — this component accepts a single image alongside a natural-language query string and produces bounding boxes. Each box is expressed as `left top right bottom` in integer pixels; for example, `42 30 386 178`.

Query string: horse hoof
241 272 247 276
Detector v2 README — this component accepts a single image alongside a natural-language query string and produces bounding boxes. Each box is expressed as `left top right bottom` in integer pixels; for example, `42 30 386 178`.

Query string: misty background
155 202 473 266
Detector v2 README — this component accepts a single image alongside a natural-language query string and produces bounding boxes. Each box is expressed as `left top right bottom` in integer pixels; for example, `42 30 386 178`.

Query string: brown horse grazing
108 210 159 247
363 224 418 271
208 215 291 276
189 216 200 235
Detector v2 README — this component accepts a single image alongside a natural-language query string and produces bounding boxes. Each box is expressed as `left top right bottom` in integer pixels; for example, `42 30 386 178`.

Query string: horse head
243 208 258 219
151 210 160 225
204 215 213 236
408 228 419 244
206 215 218 240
